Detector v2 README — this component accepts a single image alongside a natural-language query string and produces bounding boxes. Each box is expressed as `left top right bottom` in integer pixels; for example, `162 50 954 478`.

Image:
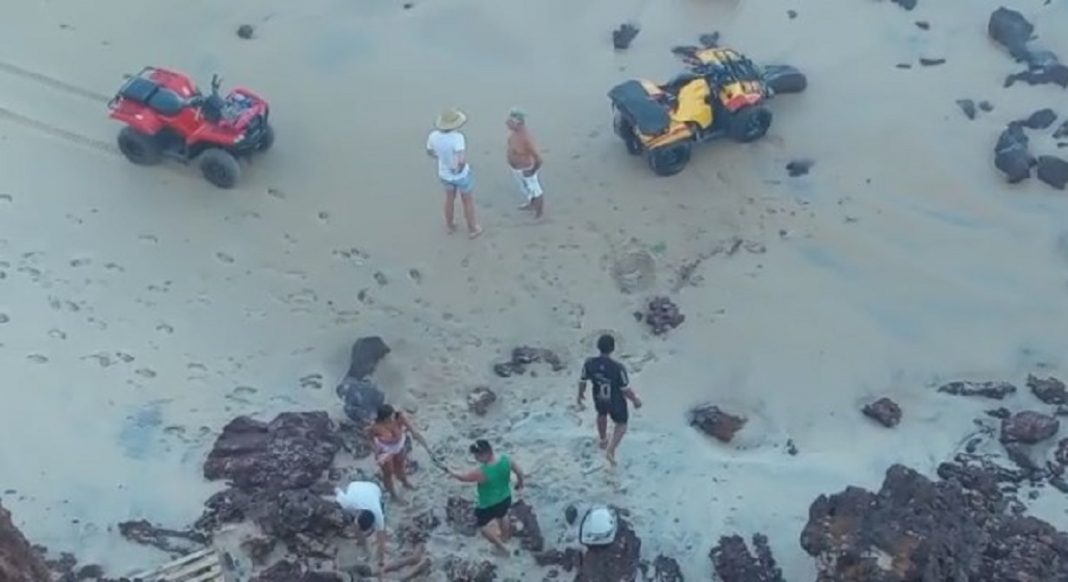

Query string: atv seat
609 80 670 136
119 76 187 117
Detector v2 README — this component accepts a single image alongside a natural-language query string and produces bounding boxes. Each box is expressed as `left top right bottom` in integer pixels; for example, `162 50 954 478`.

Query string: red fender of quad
109 106 165 136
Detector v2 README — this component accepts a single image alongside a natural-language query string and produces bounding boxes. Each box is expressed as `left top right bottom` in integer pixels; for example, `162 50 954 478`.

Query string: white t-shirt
335 481 385 532
427 130 470 181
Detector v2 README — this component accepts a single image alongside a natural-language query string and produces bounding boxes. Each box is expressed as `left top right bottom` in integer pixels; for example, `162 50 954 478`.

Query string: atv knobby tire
117 127 162 166
647 142 692 176
259 123 275 152
199 149 242 189
730 105 772 143
762 64 808 95
613 111 643 156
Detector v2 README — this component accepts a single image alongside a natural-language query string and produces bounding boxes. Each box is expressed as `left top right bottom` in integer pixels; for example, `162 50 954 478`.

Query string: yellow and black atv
609 47 806 176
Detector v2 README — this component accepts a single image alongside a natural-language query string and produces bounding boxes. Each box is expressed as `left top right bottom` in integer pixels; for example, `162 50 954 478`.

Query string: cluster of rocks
0 502 51 582
638 296 685 336
801 463 1068 580
988 8 1068 189
709 534 784 582
689 404 747 443
492 346 565 378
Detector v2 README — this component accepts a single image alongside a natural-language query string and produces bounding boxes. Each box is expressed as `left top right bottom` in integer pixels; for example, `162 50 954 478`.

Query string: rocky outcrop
988 7 1033 59
1029 375 1068 405
710 534 784 582
640 555 684 582
689 405 747 443
801 463 1068 581
1000 411 1060 444
0 503 50 582
492 347 564 378
576 518 642 581
467 386 498 416
1038 156 1068 190
937 380 1016 399
862 397 902 428
203 412 339 490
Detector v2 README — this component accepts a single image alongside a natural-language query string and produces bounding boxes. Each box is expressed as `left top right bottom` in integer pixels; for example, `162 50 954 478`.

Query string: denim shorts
441 172 474 193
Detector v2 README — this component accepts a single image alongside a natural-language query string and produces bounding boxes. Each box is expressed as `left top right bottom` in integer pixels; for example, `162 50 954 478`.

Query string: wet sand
2 0 1068 578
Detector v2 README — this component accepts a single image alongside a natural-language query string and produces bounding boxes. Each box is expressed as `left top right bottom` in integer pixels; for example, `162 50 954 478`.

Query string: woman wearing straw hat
426 108 482 238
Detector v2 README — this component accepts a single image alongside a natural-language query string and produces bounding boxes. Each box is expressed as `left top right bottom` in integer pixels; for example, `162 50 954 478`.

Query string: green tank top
477 455 512 508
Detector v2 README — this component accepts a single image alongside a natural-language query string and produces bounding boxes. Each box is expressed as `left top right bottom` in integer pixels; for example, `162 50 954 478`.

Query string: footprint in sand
84 353 113 367
116 352 134 363
104 262 124 272
156 322 174 334
299 373 323 390
408 268 422 284
69 258 92 268
135 368 157 378
285 289 318 305
317 211 330 223
267 187 286 199
374 271 388 286
0 313 8 324
138 234 158 244
27 354 48 363
216 252 235 264
0 194 12 203
48 329 66 340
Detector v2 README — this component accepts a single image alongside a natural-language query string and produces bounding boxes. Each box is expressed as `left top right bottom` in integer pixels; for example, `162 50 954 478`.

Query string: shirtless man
506 108 545 219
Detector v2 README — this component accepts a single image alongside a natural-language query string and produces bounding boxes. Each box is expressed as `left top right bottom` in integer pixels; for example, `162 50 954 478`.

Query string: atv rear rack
128 548 229 582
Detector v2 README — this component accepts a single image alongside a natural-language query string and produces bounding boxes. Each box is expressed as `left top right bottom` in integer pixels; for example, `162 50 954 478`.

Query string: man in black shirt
578 334 642 466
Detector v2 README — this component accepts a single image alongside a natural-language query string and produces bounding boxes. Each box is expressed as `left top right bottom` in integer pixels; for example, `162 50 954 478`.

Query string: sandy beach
2 0 1068 579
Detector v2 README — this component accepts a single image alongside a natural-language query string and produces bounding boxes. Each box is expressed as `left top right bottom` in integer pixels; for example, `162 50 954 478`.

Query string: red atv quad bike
107 67 274 189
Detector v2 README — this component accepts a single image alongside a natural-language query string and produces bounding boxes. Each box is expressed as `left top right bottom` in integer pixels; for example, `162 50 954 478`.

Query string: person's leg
460 191 481 238
379 459 401 501
605 401 630 466
527 174 544 219
443 187 457 232
476 508 509 555
532 194 544 219
498 514 512 542
596 412 609 449
394 452 415 490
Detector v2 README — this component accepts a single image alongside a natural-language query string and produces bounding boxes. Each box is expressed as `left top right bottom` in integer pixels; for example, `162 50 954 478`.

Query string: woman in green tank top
447 439 526 555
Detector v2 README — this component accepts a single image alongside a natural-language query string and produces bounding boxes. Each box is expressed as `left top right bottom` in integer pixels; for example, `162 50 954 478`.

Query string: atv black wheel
646 143 692 176
259 123 275 152
613 111 642 156
117 127 162 166
199 149 242 189
730 106 773 143
762 65 808 95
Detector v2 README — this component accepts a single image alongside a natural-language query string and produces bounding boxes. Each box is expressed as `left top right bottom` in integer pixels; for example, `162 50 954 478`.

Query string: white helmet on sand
579 505 618 547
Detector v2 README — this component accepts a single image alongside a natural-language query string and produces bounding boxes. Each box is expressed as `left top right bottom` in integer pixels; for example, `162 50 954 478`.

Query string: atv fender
762 65 807 95
111 110 165 136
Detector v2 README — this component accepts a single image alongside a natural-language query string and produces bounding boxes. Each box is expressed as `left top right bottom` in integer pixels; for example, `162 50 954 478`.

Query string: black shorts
475 497 512 527
594 397 628 424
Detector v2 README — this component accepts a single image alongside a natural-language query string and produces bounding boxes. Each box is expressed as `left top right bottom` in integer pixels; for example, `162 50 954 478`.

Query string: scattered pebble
787 10 798 19
919 58 946 67
236 24 254 39
786 159 814 177
978 100 995 112
373 271 388 286
915 21 930 30
612 23 640 50
891 0 917 10
956 99 977 120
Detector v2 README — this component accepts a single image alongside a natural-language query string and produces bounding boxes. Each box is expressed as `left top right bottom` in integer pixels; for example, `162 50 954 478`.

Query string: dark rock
938 380 1017 399
195 487 254 531
254 488 349 546
919 57 946 67
956 99 977 120
236 24 254 39
348 336 390 379
1001 411 1060 444
336 378 385 427
493 347 565 377
995 123 1035 184
576 519 641 582
988 7 1034 59
335 420 373 459
979 100 995 112
690 404 746 443
443 557 497 582
534 548 582 571
0 502 51 582
938 453 1025 496
1056 439 1068 466
241 537 275 565
786 159 813 177
467 386 498 416
986 407 1012 419
802 463 1068 581
1006 62 1068 88
612 23 640 50
787 10 797 19
1051 475 1068 493
74 564 104 580
896 63 912 69
914 20 930 30
1038 156 1068 190
117 520 207 556
785 439 799 456
402 2 413 8
710 534 784 582
396 509 441 546
644 296 685 335
641 555 684 581
891 0 917 10
203 412 339 490
862 397 902 428
1055 120 1068 140
1003 443 1044 477
509 500 544 552
1029 375 1068 405
446 496 478 536
1022 108 1058 130
564 504 578 525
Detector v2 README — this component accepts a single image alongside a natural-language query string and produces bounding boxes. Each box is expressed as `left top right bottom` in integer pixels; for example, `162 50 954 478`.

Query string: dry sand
2 0 1068 578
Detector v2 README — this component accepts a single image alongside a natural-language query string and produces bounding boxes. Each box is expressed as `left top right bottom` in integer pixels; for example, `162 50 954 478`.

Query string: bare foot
468 225 483 239
606 449 617 467
446 224 457 234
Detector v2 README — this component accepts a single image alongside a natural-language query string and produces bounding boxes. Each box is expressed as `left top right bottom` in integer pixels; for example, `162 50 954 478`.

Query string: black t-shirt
581 356 629 403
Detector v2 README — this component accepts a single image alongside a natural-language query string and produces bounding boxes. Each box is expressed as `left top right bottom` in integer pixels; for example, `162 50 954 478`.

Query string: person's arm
426 135 437 158
375 529 387 570
523 135 542 176
620 367 642 408
398 412 428 447
577 360 589 407
448 467 487 483
510 459 526 491
453 134 468 173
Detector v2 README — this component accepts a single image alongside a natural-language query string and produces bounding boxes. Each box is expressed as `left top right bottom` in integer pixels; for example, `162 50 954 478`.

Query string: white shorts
512 168 544 199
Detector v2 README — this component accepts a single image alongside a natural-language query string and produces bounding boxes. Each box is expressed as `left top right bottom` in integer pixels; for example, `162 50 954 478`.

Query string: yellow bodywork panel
637 78 714 149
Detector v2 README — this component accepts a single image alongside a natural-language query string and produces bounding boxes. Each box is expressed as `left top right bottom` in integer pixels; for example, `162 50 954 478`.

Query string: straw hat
435 108 468 131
